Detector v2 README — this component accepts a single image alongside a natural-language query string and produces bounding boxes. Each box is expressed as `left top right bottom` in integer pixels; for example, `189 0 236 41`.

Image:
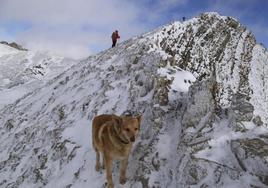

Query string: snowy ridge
0 12 268 188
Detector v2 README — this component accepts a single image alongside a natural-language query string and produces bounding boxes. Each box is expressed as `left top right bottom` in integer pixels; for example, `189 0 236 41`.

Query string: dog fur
92 114 142 188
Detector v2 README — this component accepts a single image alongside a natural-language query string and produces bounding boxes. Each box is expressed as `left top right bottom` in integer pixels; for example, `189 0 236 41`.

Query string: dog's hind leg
102 154 105 169
93 143 101 171
95 151 101 171
104 152 114 188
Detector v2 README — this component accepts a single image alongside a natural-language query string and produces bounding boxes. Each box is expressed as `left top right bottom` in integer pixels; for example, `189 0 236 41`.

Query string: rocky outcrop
231 138 268 185
0 41 28 51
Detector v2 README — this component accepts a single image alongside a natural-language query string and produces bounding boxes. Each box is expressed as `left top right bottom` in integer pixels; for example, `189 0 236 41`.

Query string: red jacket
111 32 120 41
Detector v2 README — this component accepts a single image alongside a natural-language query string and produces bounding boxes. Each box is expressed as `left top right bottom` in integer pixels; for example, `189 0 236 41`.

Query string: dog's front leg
102 155 105 169
104 153 114 188
119 157 128 184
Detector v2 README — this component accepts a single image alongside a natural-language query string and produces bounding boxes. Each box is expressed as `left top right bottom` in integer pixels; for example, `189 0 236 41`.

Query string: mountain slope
0 43 77 109
0 43 20 57
0 12 268 188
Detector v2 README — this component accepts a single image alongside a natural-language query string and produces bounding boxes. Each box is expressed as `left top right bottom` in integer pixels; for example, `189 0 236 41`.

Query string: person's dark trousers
112 40 117 47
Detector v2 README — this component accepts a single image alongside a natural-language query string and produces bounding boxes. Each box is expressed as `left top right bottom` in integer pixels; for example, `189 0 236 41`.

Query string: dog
92 114 142 188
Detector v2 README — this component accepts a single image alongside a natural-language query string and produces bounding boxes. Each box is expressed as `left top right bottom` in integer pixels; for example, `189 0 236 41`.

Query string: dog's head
113 115 142 143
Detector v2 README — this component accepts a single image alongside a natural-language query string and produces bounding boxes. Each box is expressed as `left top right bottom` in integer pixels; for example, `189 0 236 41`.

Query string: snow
0 40 155 187
194 118 268 173
155 133 172 158
249 44 268 124
0 43 19 57
0 86 29 108
158 64 196 92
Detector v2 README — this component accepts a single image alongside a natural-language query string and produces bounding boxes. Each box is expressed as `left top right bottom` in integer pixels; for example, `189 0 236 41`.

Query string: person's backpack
111 32 115 39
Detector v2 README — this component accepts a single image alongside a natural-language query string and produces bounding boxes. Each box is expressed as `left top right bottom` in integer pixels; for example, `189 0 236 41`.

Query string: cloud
0 0 140 26
25 40 91 60
0 0 147 59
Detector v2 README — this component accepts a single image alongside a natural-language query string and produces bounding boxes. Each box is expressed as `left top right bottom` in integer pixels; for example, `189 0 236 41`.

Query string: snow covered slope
0 43 77 108
0 43 20 57
0 12 268 188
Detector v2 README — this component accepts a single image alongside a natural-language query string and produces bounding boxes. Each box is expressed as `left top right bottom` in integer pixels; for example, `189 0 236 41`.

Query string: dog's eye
125 128 130 132
135 128 138 131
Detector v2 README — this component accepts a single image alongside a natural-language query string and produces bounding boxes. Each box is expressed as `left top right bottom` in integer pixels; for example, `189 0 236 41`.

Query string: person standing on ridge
111 30 120 47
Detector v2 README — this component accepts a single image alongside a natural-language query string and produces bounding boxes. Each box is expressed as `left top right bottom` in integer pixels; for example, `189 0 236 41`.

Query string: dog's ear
112 115 123 132
113 115 122 125
136 115 142 128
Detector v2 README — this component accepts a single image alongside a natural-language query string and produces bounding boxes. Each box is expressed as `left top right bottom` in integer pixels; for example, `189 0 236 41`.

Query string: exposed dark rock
252 115 263 126
0 41 28 51
231 138 268 175
231 93 254 121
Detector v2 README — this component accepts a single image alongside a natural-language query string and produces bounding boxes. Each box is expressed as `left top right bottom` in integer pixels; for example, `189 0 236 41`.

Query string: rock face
0 41 28 51
0 12 268 188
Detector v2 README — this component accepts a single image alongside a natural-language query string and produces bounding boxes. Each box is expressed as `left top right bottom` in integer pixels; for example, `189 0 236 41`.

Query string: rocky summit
0 12 268 188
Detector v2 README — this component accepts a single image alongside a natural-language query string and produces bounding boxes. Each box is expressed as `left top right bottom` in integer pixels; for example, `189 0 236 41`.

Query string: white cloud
0 0 139 26
15 25 106 59
25 40 91 60
0 0 147 59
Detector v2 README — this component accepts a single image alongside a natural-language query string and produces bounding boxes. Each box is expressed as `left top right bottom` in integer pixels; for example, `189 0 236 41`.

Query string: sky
0 0 267 59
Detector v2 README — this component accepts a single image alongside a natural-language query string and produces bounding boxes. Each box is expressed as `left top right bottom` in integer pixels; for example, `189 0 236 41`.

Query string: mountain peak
0 41 28 51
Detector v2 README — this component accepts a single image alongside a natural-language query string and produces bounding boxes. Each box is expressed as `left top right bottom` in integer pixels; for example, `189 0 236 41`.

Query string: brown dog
92 114 142 188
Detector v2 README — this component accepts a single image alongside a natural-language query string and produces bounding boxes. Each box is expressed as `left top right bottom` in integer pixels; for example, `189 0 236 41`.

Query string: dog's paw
119 177 127 184
106 182 114 188
95 164 101 171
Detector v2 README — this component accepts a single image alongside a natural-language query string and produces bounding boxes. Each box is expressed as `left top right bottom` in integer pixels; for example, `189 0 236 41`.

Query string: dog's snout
130 136 135 142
